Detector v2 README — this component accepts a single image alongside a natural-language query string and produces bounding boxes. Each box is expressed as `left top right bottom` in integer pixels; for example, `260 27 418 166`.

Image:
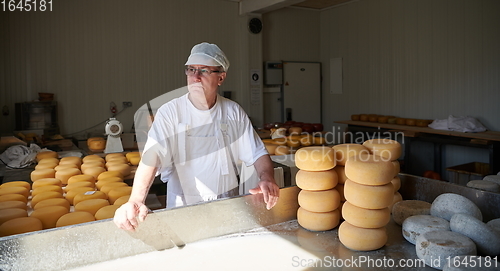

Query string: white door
283 62 321 123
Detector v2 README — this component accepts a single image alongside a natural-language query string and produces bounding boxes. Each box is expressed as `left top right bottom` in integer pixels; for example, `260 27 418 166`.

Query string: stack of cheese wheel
34 157 59 170
105 153 131 179
81 155 107 180
295 146 340 231
54 156 82 185
0 181 32 236
362 139 403 212
339 150 398 251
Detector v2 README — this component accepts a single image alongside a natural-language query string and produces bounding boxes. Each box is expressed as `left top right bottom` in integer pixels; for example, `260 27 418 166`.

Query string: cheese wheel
96 177 124 190
106 156 129 165
31 191 64 209
55 168 82 185
36 151 58 162
95 205 120 220
295 146 336 171
64 181 95 192
125 152 141 160
73 191 108 206
33 198 70 211
128 155 141 166
313 136 326 146
486 218 500 233
67 174 96 185
332 144 370 166
362 139 402 161
339 221 387 251
274 145 290 155
81 161 105 172
392 160 400 177
107 187 133 204
30 205 69 229
286 135 301 148
0 194 28 204
81 167 107 179
87 137 106 152
56 211 96 227
295 169 338 191
344 180 394 209
37 157 60 165
299 135 314 147
30 169 56 182
105 161 127 169
74 198 109 216
0 208 28 225
333 166 348 184
345 154 394 185
450 213 500 256
105 153 126 161
415 230 476 270
402 215 450 245
264 143 279 155
32 178 62 189
297 207 340 232
59 156 82 167
32 185 63 197
0 181 31 190
466 180 500 193
342 201 390 229
35 162 58 170
430 193 482 221
392 200 431 226
97 171 124 181
359 114 369 121
0 217 43 237
272 138 287 146
0 201 27 210
113 195 130 206
0 186 30 199
391 176 401 192
335 183 345 202
483 174 500 185
100 182 128 195
64 187 95 205
82 154 105 163
298 189 340 212
54 164 79 171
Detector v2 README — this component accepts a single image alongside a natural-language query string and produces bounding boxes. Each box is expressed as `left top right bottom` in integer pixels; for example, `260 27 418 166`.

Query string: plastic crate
446 162 490 186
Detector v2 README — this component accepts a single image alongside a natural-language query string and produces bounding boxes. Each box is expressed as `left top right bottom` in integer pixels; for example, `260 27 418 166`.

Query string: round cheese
0 186 30 199
56 211 96 227
0 194 28 204
402 215 450 245
54 164 79 172
65 187 95 205
105 156 129 164
81 167 107 179
87 137 106 152
55 168 82 185
333 166 348 184
0 181 31 190
37 157 60 165
313 136 326 146
32 185 63 197
67 174 96 185
59 156 82 167
483 174 500 185
64 181 95 192
100 182 128 195
332 144 370 166
391 176 401 192
95 205 120 220
73 191 108 206
295 169 338 191
32 178 62 189
299 135 314 147
392 200 431 226
0 208 28 225
97 171 124 181
274 145 290 156
338 221 387 251
125 152 141 160
295 146 336 171
298 189 340 213
81 161 105 172
415 230 476 270
82 154 105 163
264 143 279 155
35 162 58 170
36 151 58 162
345 154 394 186
0 200 27 210
0 217 43 237
30 169 56 182
430 193 482 221
31 191 64 209
128 155 141 166
96 177 124 190
450 213 500 256
74 198 110 216
33 198 70 211
105 153 126 161
342 201 390 229
362 139 402 161
113 195 130 206
107 186 133 204
486 218 500 233
344 180 394 209
297 207 340 232
30 205 69 229
466 180 500 193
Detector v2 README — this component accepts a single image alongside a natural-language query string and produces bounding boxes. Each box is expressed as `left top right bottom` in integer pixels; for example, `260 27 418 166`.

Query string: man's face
186 65 226 96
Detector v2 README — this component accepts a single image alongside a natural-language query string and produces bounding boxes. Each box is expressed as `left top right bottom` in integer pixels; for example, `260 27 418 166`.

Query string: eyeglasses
185 67 224 77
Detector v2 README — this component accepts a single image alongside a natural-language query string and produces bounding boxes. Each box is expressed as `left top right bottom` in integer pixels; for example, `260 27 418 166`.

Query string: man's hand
113 201 150 231
249 179 280 210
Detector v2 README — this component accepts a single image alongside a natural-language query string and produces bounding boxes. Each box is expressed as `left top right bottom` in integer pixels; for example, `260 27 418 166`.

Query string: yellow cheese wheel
32 178 62 189
272 138 287 146
33 198 70 211
0 181 31 190
95 205 120 220
97 171 124 181
298 189 340 213
105 156 129 164
80 161 105 172
264 143 279 155
81 167 107 179
54 164 79 171
87 137 106 152
108 186 133 204
74 198 110 216
295 146 336 171
35 162 59 170
297 207 340 232
73 191 108 206
332 144 370 166
100 182 129 195
299 135 314 147
128 155 141 166
36 151 58 162
30 168 56 182
106 164 131 177
0 194 28 204
0 208 28 225
31 191 64 209
113 195 130 206
342 201 390 229
55 168 82 185
59 156 82 167
295 169 338 191
0 217 43 237
82 154 105 163
286 135 301 148
336 183 345 202
37 157 60 165
338 221 387 251
362 139 402 161
0 201 27 210
96 177 124 190
344 180 394 209
333 166 348 184
345 154 394 185
105 153 126 161
30 205 69 229
126 152 141 160
67 174 96 185
0 186 30 199
274 145 291 155
65 187 95 205
64 181 95 192
56 211 96 227
31 185 63 197
391 176 401 192
313 136 326 146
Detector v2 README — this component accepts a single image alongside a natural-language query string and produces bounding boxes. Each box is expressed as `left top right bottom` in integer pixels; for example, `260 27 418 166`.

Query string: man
114 42 280 231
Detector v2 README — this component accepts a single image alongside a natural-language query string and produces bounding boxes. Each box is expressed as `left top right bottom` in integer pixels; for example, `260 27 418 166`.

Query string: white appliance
104 118 124 153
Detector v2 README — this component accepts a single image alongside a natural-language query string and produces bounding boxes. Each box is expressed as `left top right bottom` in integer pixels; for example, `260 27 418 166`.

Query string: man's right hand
113 201 149 231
